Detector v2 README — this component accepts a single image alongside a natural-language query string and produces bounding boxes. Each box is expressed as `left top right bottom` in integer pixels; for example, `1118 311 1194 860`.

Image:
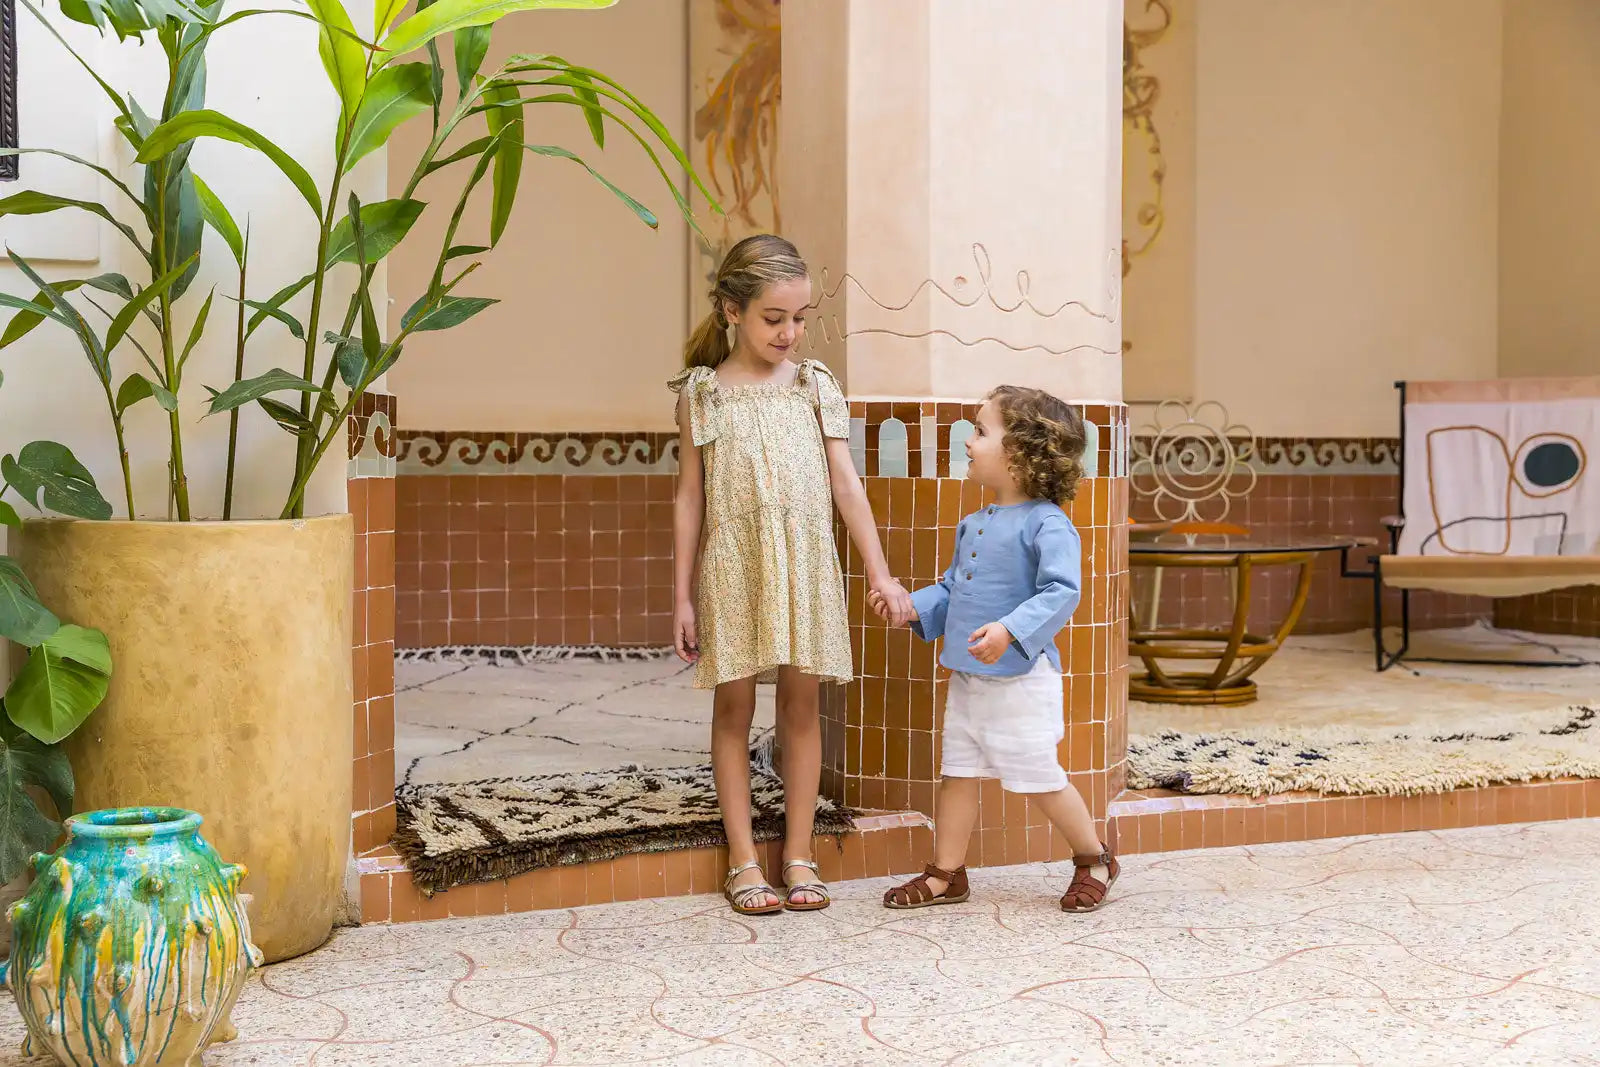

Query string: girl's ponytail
683 303 731 370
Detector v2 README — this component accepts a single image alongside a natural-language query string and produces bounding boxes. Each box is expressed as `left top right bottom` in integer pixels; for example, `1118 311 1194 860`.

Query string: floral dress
667 359 854 689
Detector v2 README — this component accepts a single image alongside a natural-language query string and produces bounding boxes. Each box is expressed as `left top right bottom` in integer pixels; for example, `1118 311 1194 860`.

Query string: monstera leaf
0 719 74 885
5 625 113 746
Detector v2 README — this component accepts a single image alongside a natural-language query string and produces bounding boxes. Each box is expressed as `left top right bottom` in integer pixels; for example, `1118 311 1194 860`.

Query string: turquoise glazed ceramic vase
0 807 263 1066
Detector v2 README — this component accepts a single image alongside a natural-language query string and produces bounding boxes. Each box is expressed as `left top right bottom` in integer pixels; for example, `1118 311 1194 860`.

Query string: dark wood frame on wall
0 0 16 182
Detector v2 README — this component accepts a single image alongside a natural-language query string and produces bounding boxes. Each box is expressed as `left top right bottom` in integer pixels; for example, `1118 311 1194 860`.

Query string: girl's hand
869 577 914 627
673 602 699 664
967 622 1012 665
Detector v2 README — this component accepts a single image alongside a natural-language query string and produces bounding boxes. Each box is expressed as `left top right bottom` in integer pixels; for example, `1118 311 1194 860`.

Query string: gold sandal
724 860 782 916
781 859 831 912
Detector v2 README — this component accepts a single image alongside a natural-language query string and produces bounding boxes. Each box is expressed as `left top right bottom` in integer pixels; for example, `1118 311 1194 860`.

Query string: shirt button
978 529 984 535
970 552 976 558
965 572 972 580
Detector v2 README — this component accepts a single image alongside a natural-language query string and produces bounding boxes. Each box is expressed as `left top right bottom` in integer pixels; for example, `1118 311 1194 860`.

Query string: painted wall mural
687 0 781 313
1121 0 1195 403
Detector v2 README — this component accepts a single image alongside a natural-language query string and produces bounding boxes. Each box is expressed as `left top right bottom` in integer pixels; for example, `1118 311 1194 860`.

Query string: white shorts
941 658 1068 794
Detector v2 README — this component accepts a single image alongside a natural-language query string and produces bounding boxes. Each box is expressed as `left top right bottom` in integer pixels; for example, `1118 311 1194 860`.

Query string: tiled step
359 811 933 924
1108 776 1600 854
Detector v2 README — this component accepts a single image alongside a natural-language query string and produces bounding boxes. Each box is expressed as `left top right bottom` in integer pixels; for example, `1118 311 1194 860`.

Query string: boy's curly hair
986 386 1088 505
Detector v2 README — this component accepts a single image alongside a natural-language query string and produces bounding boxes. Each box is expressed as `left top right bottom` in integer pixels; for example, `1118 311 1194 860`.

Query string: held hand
868 578 915 627
967 622 1013 665
867 589 913 625
673 603 699 664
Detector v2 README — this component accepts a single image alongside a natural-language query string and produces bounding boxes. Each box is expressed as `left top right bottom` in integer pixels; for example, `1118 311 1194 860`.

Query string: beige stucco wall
1159 0 1506 439
387 1 690 434
1498 0 1600 380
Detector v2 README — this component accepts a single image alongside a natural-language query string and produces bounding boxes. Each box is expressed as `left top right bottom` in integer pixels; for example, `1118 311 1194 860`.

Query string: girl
669 234 913 916
870 386 1118 913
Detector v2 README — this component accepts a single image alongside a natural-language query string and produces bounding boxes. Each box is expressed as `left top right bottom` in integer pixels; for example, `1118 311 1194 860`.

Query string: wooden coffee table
1128 533 1364 706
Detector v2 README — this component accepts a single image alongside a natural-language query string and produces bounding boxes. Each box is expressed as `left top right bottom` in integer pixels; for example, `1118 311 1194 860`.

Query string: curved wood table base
1128 551 1316 707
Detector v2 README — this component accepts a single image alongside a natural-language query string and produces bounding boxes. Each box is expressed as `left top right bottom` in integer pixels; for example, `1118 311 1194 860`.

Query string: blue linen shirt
908 501 1082 677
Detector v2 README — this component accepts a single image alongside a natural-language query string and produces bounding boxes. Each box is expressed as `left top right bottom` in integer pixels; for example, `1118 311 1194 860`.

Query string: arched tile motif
878 418 910 478
948 420 975 479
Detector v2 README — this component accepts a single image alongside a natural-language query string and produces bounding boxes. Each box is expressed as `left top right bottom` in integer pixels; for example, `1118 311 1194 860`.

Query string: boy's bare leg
919 776 981 895
1029 783 1111 883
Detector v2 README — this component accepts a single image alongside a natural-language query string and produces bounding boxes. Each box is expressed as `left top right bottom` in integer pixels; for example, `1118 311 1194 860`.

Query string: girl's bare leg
712 676 777 906
775 668 824 904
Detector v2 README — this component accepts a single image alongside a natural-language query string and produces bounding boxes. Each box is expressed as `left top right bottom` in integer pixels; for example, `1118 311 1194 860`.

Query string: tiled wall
825 402 1129 862
1497 586 1600 639
394 433 677 649
350 394 398 854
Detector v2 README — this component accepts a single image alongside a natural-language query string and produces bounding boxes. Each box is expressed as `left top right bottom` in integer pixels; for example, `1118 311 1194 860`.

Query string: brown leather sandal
882 863 970 910
1060 844 1119 913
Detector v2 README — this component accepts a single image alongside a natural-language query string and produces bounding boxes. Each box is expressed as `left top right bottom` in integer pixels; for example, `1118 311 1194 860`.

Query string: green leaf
0 727 74 885
324 198 426 265
0 191 146 259
206 368 322 416
307 0 368 121
256 396 314 436
0 558 58 648
379 0 614 62
0 291 73 351
0 443 112 521
4 253 106 378
525 143 656 226
346 195 383 368
85 274 137 300
401 294 497 332
331 333 365 389
375 0 409 36
446 244 489 260
178 289 215 375
483 81 524 246
165 170 205 301
567 69 605 148
137 110 324 217
4 625 111 746
0 147 142 208
423 135 492 176
244 273 312 339
0 503 19 527
193 174 244 264
104 253 198 355
454 25 491 95
345 63 435 171
115 373 178 415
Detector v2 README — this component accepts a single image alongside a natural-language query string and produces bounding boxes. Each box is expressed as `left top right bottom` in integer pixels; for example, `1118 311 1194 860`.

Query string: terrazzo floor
5 818 1595 1066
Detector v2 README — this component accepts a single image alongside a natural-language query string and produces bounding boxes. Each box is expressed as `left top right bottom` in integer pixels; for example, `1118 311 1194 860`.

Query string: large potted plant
3 0 707 960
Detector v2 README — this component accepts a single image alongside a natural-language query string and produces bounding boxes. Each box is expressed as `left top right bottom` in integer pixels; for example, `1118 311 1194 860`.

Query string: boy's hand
868 586 917 626
967 622 1012 665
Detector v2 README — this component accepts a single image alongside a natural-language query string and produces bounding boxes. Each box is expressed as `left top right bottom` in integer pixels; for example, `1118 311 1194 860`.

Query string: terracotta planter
13 516 353 962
